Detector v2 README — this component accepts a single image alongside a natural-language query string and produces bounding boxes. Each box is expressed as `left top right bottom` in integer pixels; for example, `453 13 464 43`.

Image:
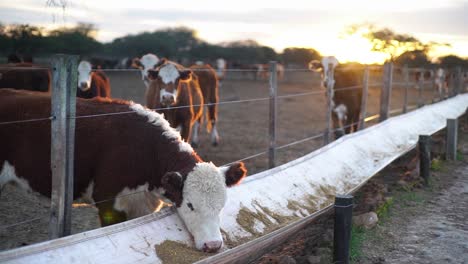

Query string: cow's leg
180 119 192 144
332 113 344 139
207 104 220 146
191 120 200 148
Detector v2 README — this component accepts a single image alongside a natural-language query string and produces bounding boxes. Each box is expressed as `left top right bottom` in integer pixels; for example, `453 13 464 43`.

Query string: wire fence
0 60 466 234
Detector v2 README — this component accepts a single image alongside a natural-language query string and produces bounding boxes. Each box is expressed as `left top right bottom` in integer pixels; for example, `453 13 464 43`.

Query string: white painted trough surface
1 94 467 264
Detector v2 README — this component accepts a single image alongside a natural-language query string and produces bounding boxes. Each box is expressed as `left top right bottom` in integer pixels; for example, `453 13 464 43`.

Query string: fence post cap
335 194 353 206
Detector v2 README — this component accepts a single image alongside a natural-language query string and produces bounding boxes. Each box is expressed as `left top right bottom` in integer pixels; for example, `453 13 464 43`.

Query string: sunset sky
1 0 467 64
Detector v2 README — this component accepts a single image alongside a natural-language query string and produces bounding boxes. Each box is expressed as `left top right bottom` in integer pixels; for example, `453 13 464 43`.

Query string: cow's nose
202 241 222 253
79 82 88 89
162 95 175 104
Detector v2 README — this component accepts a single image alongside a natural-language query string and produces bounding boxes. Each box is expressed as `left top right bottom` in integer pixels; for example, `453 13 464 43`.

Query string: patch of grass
350 226 367 263
376 197 393 220
398 192 424 206
456 151 463 161
431 158 443 171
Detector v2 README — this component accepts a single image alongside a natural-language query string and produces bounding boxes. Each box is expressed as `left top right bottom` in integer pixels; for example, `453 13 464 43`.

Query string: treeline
0 23 320 67
1 22 467 68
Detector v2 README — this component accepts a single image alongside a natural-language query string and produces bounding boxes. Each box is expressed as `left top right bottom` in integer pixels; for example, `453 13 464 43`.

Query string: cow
132 53 160 90
189 63 221 146
0 88 247 252
256 63 285 81
434 68 448 99
215 58 227 82
77 60 111 99
309 56 363 139
0 63 51 92
145 59 204 146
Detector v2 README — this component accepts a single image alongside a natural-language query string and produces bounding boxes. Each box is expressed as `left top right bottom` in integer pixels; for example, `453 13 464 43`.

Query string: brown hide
0 89 201 225
77 70 111 99
189 64 219 131
0 63 51 92
145 61 203 143
332 67 363 136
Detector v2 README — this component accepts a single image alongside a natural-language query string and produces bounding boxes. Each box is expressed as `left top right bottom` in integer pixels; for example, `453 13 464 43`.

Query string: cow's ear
131 58 143 69
308 60 323 72
223 162 247 187
179 70 192 81
161 172 184 206
154 58 167 69
147 69 159 80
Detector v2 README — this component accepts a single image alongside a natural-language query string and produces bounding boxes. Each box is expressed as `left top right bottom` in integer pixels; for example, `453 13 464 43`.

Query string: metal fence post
446 118 458 161
333 194 353 264
324 63 335 144
417 68 424 108
268 61 278 169
402 65 409 113
419 135 431 186
49 54 78 239
379 62 393 122
358 66 369 130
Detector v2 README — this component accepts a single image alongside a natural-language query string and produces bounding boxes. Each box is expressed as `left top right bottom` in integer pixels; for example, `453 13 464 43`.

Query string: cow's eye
187 202 195 211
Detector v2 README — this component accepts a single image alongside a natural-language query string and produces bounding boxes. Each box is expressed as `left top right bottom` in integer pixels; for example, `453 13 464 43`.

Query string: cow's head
147 60 192 107
77 60 93 92
309 56 339 89
161 162 247 252
132 53 160 88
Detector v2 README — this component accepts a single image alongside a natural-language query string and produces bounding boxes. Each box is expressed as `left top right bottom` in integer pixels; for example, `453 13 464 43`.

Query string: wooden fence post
324 63 335 144
268 61 278 169
402 65 409 113
419 135 431 186
454 66 462 96
379 62 393 122
49 54 78 239
333 194 353 264
358 66 369 130
417 68 424 108
446 118 458 161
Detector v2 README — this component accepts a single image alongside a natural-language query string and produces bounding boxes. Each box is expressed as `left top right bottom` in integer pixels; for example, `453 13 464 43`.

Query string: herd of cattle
0 53 466 252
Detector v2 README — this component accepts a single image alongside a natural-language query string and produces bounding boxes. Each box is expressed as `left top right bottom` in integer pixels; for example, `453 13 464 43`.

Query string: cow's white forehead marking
158 64 180 84
334 103 348 121
130 103 193 152
1 161 32 192
77 60 92 90
78 61 92 72
183 162 226 213
140 54 159 69
321 56 339 80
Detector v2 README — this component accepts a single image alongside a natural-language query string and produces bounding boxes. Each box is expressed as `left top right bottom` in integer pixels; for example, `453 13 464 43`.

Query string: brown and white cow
189 64 220 146
0 88 247 252
77 60 111 99
0 63 51 92
132 53 160 90
434 68 449 99
145 59 204 145
309 56 363 139
256 63 285 81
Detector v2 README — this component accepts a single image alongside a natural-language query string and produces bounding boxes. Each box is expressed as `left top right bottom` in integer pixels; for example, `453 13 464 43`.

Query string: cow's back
190 65 218 104
0 64 51 92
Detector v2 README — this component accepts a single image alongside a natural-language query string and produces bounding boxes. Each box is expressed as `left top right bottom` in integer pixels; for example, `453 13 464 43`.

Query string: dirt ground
253 116 468 264
0 67 447 251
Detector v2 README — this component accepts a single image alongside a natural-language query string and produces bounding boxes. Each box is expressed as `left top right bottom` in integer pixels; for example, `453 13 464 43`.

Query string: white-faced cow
145 59 204 146
256 63 285 81
0 88 247 252
434 68 448 98
0 62 51 92
309 56 363 139
215 58 227 82
77 60 111 99
132 53 160 89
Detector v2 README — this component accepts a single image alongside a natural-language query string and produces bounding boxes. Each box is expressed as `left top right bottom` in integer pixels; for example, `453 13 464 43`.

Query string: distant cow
309 56 363 139
189 64 220 146
434 68 449 99
215 58 227 81
77 60 111 99
0 63 51 92
145 59 204 145
0 88 247 252
132 53 160 90
256 63 285 81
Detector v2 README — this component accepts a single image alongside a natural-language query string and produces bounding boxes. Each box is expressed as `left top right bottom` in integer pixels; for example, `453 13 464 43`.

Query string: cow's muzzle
202 241 222 253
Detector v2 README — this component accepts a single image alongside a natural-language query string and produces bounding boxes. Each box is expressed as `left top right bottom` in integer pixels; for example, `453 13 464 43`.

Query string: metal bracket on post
379 62 393 122
268 61 278 169
419 135 431 186
49 54 78 239
358 66 369 130
324 63 335 144
446 118 458 161
333 194 353 264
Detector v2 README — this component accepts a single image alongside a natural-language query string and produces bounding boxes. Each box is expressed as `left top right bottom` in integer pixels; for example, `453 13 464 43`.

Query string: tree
281 48 321 67
394 50 430 67
346 24 448 62
439 55 468 68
